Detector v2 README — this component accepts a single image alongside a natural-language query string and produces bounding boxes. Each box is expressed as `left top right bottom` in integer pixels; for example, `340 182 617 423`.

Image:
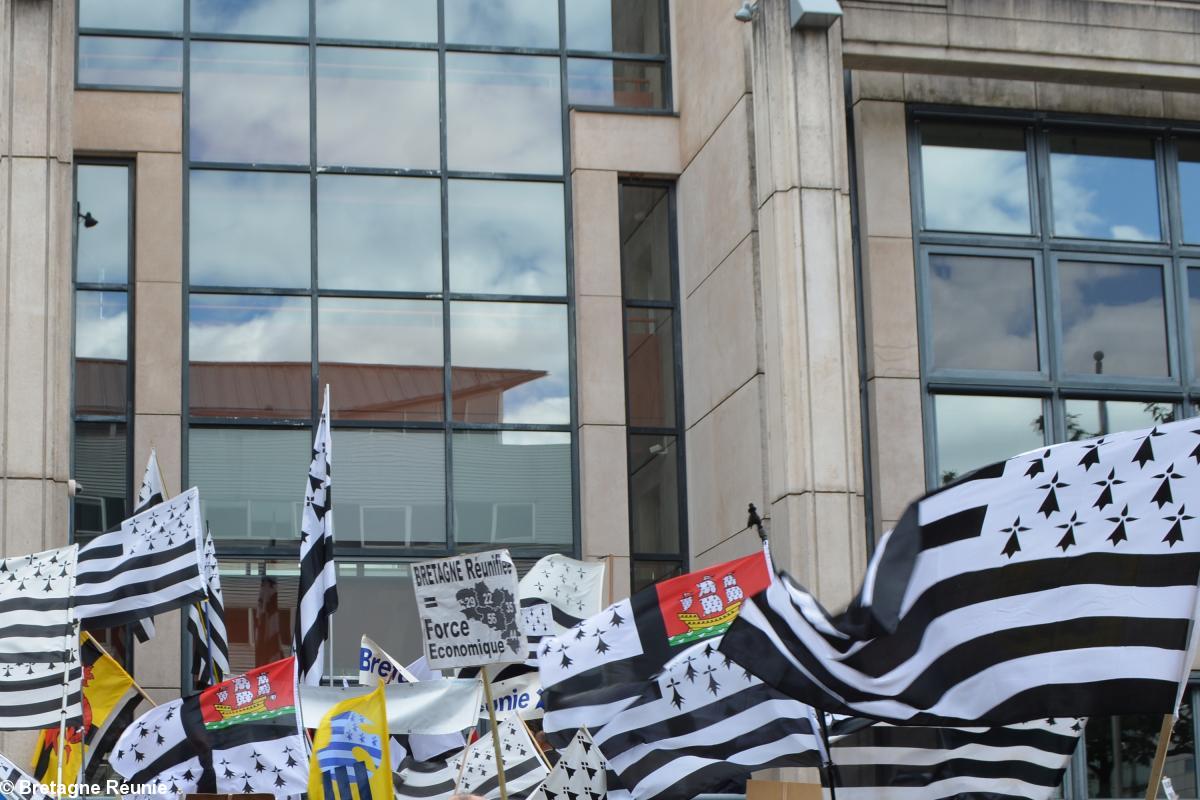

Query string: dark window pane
189 42 309 164
632 560 681 593
317 175 441 292
190 0 308 37
73 422 127 538
448 180 566 296
75 291 128 416
1064 399 1175 441
189 295 311 419
80 0 182 31
567 58 665 110
625 307 676 428
75 164 129 284
1058 261 1168 378
919 123 1030 235
1179 140 1200 245
927 253 1038 372
337 431 445 547
190 170 311 289
318 298 443 422
444 0 558 49
629 434 679 554
934 394 1045 484
316 47 438 170
446 54 562 175
215 562 298 673
452 431 572 549
331 563 425 676
190 429 310 539
450 302 569 425
316 0 436 43
77 36 182 89
566 0 663 55
1050 132 1161 241
1087 698 1194 797
619 184 671 301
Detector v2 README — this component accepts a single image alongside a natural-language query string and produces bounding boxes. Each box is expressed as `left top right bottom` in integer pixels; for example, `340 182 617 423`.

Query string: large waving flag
309 682 391 800
721 418 1200 724
296 387 336 686
132 448 167 642
186 530 230 687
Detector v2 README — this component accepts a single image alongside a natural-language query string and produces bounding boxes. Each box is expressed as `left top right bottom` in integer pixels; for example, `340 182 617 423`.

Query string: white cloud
921 146 1030 234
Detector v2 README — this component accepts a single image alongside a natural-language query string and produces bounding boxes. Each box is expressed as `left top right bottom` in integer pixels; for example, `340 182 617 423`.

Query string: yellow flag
32 633 139 784
309 683 392 800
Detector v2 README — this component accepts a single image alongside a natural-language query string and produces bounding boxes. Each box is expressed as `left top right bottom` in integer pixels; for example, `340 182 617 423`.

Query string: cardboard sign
411 549 527 670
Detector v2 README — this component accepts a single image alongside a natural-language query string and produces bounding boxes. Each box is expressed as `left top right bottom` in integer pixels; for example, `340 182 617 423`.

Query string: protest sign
411 549 526 671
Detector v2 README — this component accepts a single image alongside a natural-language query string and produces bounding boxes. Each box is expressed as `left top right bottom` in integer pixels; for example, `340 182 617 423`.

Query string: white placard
411 548 527 670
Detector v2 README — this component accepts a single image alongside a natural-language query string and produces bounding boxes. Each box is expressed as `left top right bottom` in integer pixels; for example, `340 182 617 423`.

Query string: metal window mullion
1034 125 1067 443
667 183 687 569
438 0 454 555
308 0 319 430
179 0 193 694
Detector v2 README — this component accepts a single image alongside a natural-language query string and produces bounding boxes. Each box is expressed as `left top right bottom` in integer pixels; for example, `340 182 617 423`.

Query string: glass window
317 175 441 292
336 431 445 547
190 429 311 539
619 185 672 301
316 48 439 170
216 562 298 674
73 422 128 538
445 54 563 176
625 307 676 428
452 431 572 549
331 562 425 676
632 560 681 593
919 123 1031 235
189 42 309 165
1179 140 1200 245
318 298 444 422
567 59 665 110
189 170 311 289
448 180 566 296
934 394 1045 484
316 0 436 43
75 291 128 416
1058 260 1168 378
926 253 1038 372
449 302 569 425
566 0 663 54
75 165 129 284
79 0 183 31
189 294 311 419
77 36 183 89
1190 269 1200 380
629 435 679 554
1064 399 1176 441
190 0 308 37
1050 132 1161 241
444 0 558 49
1087 697 1195 798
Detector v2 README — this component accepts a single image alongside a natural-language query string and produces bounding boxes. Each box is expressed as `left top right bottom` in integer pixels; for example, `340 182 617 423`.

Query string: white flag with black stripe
0 751 52 800
0 545 81 730
721 417 1200 725
392 758 458 800
448 716 549 799
75 488 206 630
830 718 1085 799
186 530 230 686
295 386 337 686
132 448 167 643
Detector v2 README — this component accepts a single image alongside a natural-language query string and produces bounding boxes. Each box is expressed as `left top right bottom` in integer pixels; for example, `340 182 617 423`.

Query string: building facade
4 0 1200 794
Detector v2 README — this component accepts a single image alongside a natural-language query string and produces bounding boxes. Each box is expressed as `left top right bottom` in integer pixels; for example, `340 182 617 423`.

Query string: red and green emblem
200 656 296 731
656 551 770 647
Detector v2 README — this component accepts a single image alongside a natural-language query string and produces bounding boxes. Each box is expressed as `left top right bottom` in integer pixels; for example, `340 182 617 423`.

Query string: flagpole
816 709 838 800
1147 571 1200 800
198 599 216 685
480 671 508 800
55 621 77 799
519 715 552 772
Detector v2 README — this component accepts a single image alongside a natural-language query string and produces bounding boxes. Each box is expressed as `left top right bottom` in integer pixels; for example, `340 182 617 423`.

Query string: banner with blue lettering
481 671 543 721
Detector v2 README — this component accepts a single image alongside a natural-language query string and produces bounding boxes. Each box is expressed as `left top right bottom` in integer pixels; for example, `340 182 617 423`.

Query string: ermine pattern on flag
527 728 609 800
0 751 52 800
296 388 336 686
132 448 167 642
75 488 206 630
186 531 230 686
447 717 549 800
721 418 1200 724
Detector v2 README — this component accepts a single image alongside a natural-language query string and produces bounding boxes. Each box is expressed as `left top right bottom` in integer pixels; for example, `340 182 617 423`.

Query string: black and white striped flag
830 718 1085 799
527 728 611 800
392 758 458 800
0 545 81 730
75 488 206 630
0 751 52 800
132 448 167 643
295 386 337 686
448 716 549 800
186 530 230 687
721 417 1200 725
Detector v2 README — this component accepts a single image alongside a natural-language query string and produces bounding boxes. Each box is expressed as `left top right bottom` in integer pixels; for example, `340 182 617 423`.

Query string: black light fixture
76 202 98 228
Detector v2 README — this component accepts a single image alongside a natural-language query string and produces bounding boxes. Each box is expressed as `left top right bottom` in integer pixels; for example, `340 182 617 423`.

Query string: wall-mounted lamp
76 202 98 228
734 0 759 22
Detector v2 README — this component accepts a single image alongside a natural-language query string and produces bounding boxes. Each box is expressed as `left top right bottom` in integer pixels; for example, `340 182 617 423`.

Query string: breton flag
110 657 308 797
309 682 392 800
830 718 1085 800
132 448 167 643
538 551 769 742
721 418 1200 725
0 545 81 730
186 529 230 687
527 728 611 800
447 716 549 800
392 757 459 800
0 752 52 800
74 488 206 630
296 386 337 686
592 635 832 800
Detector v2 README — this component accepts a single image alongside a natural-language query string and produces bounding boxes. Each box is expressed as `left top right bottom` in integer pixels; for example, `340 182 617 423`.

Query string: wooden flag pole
87 634 157 707
1144 714 1176 800
481 671 509 800
519 714 552 771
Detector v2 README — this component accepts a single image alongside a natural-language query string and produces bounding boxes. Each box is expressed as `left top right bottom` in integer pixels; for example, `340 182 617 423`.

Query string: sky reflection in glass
920 123 1030 234
76 165 129 284
1058 260 1168 377
935 394 1044 483
927 253 1038 372
444 0 558 48
1050 133 1160 241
